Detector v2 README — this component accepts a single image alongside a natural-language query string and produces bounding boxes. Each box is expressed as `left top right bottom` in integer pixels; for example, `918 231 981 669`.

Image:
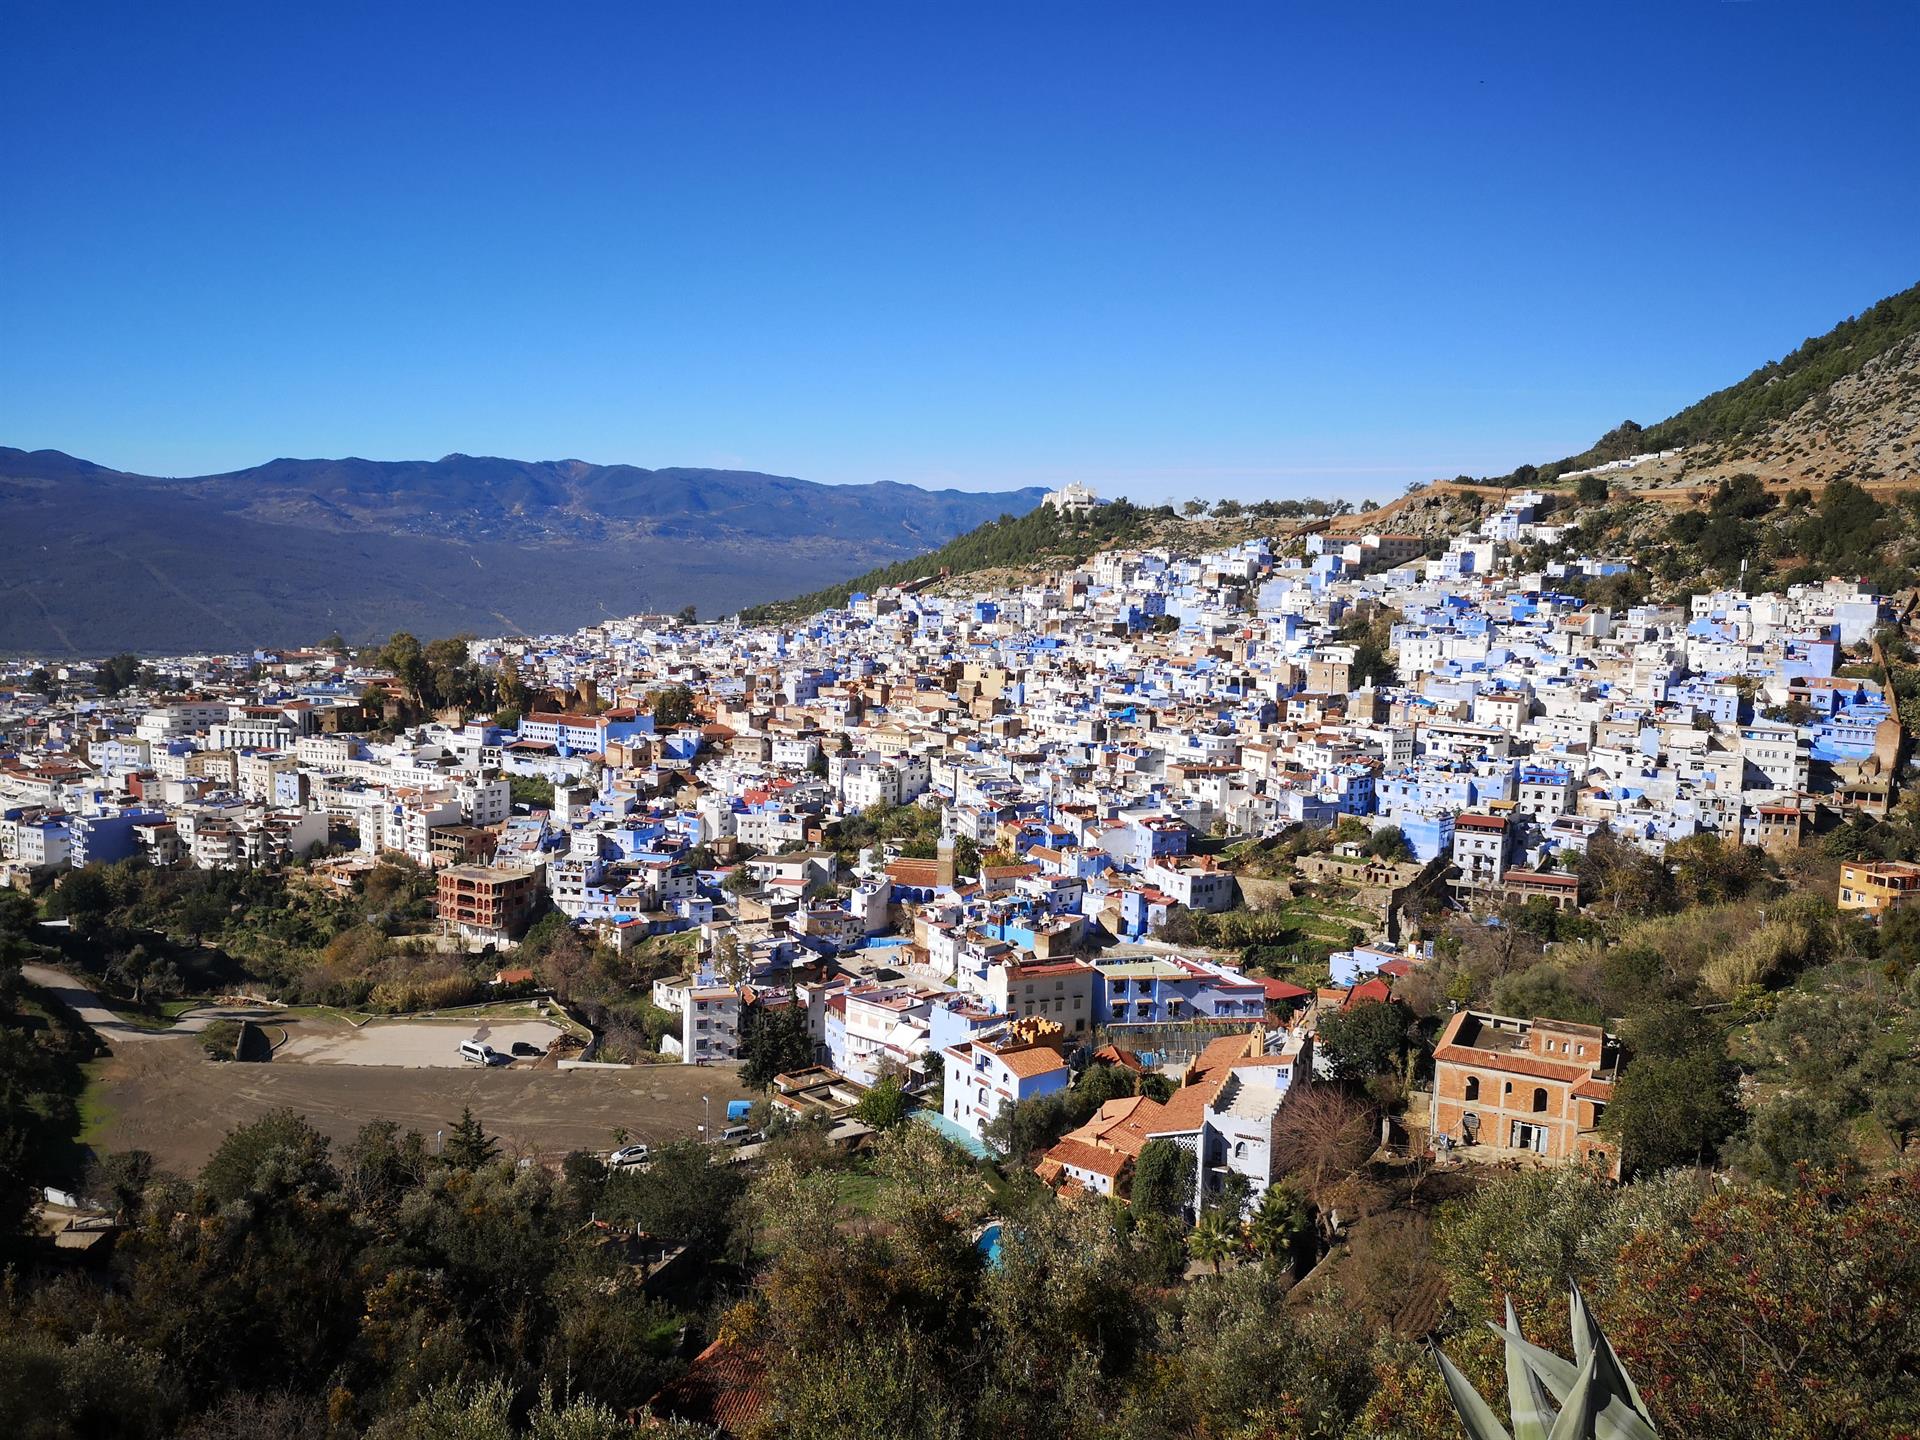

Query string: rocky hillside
1517 279 1920 495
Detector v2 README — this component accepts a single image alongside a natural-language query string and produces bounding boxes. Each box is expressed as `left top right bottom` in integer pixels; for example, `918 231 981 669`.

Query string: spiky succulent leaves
1569 1284 1655 1425
1483 1324 1657 1440
1544 1347 1603 1440
1431 1341 1514 1440
1443 1291 1659 1440
1503 1297 1559 1440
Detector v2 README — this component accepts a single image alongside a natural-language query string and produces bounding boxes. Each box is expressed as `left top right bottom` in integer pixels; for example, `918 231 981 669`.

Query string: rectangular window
1510 1121 1546 1154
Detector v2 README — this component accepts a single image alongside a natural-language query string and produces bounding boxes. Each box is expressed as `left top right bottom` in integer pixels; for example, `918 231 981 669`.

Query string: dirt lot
88 1037 755 1175
277 1016 566 1068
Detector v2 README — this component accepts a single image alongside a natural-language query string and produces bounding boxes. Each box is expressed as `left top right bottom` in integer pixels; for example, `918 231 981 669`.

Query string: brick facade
1430 1011 1620 1179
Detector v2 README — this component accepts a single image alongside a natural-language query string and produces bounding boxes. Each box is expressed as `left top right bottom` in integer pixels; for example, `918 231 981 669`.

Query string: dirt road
90 1039 755 1174
21 964 264 1040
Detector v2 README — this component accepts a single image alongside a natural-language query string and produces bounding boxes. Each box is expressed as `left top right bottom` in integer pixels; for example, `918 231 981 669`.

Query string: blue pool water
913 1109 993 1159
977 1223 1004 1268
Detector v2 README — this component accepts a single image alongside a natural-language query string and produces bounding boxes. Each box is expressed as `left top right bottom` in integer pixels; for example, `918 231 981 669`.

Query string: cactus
1432 1287 1659 1440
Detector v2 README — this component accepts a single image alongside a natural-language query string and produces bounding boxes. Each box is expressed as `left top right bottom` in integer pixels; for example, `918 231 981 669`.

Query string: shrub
198 1019 243 1061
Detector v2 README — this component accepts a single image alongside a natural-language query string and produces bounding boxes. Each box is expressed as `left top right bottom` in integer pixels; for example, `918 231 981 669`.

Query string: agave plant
1432 1287 1659 1440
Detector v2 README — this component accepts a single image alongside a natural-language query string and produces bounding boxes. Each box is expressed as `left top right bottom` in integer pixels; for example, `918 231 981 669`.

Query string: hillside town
3 486 1904 1212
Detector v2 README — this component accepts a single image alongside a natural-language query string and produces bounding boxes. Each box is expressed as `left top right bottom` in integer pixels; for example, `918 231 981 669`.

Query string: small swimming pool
976 1223 1004 1268
913 1110 993 1160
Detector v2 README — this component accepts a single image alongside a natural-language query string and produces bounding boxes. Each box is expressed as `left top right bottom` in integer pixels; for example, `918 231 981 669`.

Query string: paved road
279 1016 565 1068
19 964 265 1041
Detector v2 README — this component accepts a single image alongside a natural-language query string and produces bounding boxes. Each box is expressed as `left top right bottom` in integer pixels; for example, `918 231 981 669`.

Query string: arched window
1532 1087 1548 1113
1463 1075 1480 1101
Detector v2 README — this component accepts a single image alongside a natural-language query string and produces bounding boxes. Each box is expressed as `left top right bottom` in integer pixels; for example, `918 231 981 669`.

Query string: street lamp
702 1094 711 1144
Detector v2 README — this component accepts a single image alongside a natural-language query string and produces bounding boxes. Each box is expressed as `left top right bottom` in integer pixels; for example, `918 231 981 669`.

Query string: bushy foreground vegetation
3 1063 1915 1440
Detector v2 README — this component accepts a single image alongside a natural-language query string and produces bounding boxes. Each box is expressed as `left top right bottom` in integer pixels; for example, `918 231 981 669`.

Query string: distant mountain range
0 450 1045 655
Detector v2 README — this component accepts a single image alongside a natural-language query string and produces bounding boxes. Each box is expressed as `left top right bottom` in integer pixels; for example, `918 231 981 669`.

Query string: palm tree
1187 1211 1235 1277
1244 1183 1311 1268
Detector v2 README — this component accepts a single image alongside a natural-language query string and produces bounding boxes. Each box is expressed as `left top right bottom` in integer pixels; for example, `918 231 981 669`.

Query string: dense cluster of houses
1 485 1904 1196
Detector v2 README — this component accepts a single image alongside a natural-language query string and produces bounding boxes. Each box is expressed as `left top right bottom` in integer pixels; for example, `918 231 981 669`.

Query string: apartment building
1838 859 1920 918
437 863 544 947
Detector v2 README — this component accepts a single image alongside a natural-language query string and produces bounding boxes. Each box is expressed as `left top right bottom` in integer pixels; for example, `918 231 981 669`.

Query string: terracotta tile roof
1316 977 1393 1012
1505 868 1579 889
1040 1137 1129 1179
1147 1031 1255 1135
1433 1043 1591 1084
884 858 941 887
1149 1082 1214 1135
998 1045 1068 1080
648 1337 769 1438
1056 1095 1165 1159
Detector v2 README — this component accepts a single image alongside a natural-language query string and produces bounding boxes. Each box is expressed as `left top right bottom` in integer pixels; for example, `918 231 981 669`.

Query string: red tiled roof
1506 869 1579 889
885 857 941 887
1434 1043 1592 1085
648 1337 769 1438
1040 1137 1129 1179
998 1045 1068 1080
1148 1031 1257 1135
1346 977 1392 1008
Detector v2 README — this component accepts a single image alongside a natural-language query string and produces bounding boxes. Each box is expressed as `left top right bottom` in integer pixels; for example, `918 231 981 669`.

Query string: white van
459 1040 502 1066
719 1125 751 1145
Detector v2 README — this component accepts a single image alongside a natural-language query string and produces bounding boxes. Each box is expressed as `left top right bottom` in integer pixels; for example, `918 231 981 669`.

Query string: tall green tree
737 1002 813 1090
853 1073 911 1130
1131 1137 1194 1219
1316 999 1416 1082
1603 1006 1739 1175
440 1106 499 1170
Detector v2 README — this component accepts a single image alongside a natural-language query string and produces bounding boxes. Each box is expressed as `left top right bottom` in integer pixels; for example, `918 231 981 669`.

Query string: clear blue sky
4 3 1916 506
